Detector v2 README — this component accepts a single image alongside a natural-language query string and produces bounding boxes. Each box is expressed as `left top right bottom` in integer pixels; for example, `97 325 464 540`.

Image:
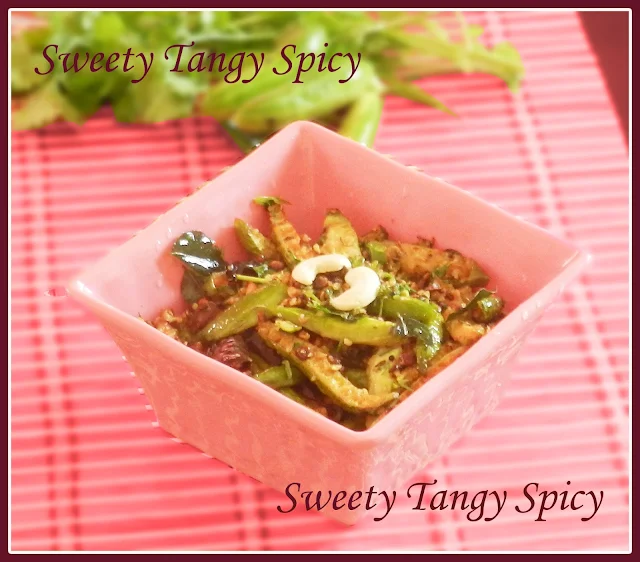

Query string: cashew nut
291 254 352 285
330 266 381 311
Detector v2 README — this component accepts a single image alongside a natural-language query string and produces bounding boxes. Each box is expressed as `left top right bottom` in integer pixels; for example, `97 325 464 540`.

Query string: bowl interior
71 121 582 321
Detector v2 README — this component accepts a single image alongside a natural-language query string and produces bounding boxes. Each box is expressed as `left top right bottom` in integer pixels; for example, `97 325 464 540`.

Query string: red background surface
580 11 629 140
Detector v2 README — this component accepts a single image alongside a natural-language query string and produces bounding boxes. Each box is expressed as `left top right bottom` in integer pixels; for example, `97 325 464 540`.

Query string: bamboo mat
10 11 629 551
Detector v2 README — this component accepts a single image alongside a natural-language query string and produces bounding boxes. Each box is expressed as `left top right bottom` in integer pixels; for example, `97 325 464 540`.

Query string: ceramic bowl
68 121 589 524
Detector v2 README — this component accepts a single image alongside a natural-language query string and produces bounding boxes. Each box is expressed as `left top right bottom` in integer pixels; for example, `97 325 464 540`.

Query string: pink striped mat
10 11 629 551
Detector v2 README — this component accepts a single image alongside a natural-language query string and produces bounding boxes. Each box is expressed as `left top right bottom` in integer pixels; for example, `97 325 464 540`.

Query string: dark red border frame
5 5 633 557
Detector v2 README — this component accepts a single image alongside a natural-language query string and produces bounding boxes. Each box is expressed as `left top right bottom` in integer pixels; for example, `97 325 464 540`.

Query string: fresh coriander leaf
384 77 457 116
111 56 205 124
11 31 49 94
10 10 524 148
383 16 524 90
12 80 86 130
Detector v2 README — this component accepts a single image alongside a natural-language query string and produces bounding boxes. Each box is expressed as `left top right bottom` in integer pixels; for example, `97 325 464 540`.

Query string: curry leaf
446 288 494 321
181 268 206 303
393 314 442 372
171 231 226 276
393 315 439 345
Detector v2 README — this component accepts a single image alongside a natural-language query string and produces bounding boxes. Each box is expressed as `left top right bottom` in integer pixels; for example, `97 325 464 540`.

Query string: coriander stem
236 274 270 284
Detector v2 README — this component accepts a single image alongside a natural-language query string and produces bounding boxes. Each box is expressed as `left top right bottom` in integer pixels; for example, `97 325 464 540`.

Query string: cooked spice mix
151 196 505 430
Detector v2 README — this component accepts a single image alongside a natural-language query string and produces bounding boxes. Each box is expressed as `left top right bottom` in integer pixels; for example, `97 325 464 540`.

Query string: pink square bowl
68 121 589 525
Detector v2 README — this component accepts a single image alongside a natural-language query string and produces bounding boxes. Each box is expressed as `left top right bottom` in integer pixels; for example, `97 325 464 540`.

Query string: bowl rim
67 120 592 448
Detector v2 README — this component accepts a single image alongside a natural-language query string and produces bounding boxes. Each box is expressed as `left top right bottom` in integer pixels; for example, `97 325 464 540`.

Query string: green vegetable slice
257 199 314 267
234 218 279 260
271 306 404 347
366 347 401 395
257 321 397 413
318 209 364 265
199 282 288 341
373 241 490 287
254 363 304 388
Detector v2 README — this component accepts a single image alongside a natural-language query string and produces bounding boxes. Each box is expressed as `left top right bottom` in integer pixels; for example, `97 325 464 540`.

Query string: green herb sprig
11 11 524 150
